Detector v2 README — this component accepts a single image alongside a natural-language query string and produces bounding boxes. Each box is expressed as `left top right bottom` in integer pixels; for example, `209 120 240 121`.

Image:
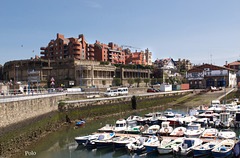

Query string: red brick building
93 41 125 64
125 48 152 66
40 33 88 60
40 33 153 66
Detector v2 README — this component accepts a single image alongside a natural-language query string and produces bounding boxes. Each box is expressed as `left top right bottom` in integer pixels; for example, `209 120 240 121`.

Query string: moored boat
170 127 186 137
201 128 218 139
112 119 127 133
98 124 114 133
158 121 173 136
76 120 86 126
173 138 203 156
113 136 136 150
126 136 148 153
211 139 235 158
74 134 99 145
93 133 115 148
184 123 205 138
157 137 184 155
142 125 160 136
143 136 161 153
192 140 218 157
218 129 236 140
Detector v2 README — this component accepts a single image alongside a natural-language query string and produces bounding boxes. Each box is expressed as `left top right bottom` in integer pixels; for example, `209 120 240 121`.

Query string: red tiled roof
227 61 240 66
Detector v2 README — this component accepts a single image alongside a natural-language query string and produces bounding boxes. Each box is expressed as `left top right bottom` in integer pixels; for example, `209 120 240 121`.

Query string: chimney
225 61 228 66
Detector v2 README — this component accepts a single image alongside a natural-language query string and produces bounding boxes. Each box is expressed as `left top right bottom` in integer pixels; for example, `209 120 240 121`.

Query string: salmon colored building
40 33 88 60
93 41 125 64
40 33 152 66
125 48 152 66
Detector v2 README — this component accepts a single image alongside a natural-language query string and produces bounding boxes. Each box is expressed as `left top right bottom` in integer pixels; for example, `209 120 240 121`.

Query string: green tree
113 78 122 86
102 80 106 86
134 78 142 87
143 78 150 87
157 78 163 84
151 78 157 85
127 78 134 85
131 95 137 109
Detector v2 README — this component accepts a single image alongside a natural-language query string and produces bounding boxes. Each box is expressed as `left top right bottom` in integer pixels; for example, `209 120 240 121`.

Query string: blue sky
1 0 240 66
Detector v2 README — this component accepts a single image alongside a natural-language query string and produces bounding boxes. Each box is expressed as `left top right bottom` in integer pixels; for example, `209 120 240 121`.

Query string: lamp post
79 62 82 87
16 65 19 82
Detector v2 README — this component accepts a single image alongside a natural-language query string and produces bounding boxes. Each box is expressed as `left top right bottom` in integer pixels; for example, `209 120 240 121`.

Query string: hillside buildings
40 33 152 66
2 58 152 88
186 64 237 89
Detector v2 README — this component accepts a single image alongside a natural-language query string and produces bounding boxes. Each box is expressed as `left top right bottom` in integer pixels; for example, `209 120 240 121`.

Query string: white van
104 90 118 97
117 88 128 95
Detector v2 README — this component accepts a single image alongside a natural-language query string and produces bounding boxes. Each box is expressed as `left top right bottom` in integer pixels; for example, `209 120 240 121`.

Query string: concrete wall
0 95 65 128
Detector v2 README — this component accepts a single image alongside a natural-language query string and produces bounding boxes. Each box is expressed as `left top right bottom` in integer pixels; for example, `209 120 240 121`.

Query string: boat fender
139 126 144 131
164 128 169 133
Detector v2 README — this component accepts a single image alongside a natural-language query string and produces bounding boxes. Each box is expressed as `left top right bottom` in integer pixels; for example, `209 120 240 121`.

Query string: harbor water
21 107 240 158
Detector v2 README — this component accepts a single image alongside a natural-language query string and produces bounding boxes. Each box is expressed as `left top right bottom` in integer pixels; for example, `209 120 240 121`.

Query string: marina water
22 107 240 158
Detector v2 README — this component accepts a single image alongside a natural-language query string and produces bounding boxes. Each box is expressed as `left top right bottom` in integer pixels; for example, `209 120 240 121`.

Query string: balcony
40 51 46 54
89 44 94 47
73 45 81 50
72 51 81 55
89 48 94 52
40 47 46 50
89 52 94 56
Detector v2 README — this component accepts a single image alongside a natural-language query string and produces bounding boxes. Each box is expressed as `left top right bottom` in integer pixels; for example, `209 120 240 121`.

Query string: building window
199 81 202 84
195 81 197 84
104 55 105 57
59 51 62 54
190 81 192 84
56 52 58 55
60 56 62 59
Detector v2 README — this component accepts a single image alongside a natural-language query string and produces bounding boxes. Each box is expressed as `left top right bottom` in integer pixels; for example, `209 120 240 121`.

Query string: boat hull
95 142 113 149
212 150 232 158
113 142 128 150
157 148 172 154
145 145 158 153
193 149 212 157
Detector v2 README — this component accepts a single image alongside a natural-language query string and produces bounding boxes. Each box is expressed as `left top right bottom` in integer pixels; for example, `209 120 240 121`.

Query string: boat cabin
187 124 201 130
115 119 127 127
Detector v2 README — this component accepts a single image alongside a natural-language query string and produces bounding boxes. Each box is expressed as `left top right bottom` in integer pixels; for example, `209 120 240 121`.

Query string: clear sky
1 0 240 66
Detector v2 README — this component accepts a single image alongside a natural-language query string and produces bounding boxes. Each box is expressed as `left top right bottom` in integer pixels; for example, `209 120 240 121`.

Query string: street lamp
16 65 19 82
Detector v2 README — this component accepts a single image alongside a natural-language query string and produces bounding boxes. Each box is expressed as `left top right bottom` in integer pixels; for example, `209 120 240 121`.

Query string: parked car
104 90 118 97
147 89 156 92
56 88 64 92
153 89 160 92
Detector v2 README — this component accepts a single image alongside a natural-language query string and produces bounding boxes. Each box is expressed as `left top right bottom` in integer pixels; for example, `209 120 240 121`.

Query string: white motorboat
170 127 186 137
211 139 235 158
178 115 197 125
173 138 203 156
143 136 161 153
215 113 233 128
158 137 184 154
92 133 115 148
201 128 218 139
142 125 160 136
184 123 205 138
85 133 115 147
74 134 99 145
98 124 114 133
113 136 137 150
158 121 173 135
164 108 175 118
126 115 140 124
126 136 148 153
218 129 236 140
112 119 127 133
